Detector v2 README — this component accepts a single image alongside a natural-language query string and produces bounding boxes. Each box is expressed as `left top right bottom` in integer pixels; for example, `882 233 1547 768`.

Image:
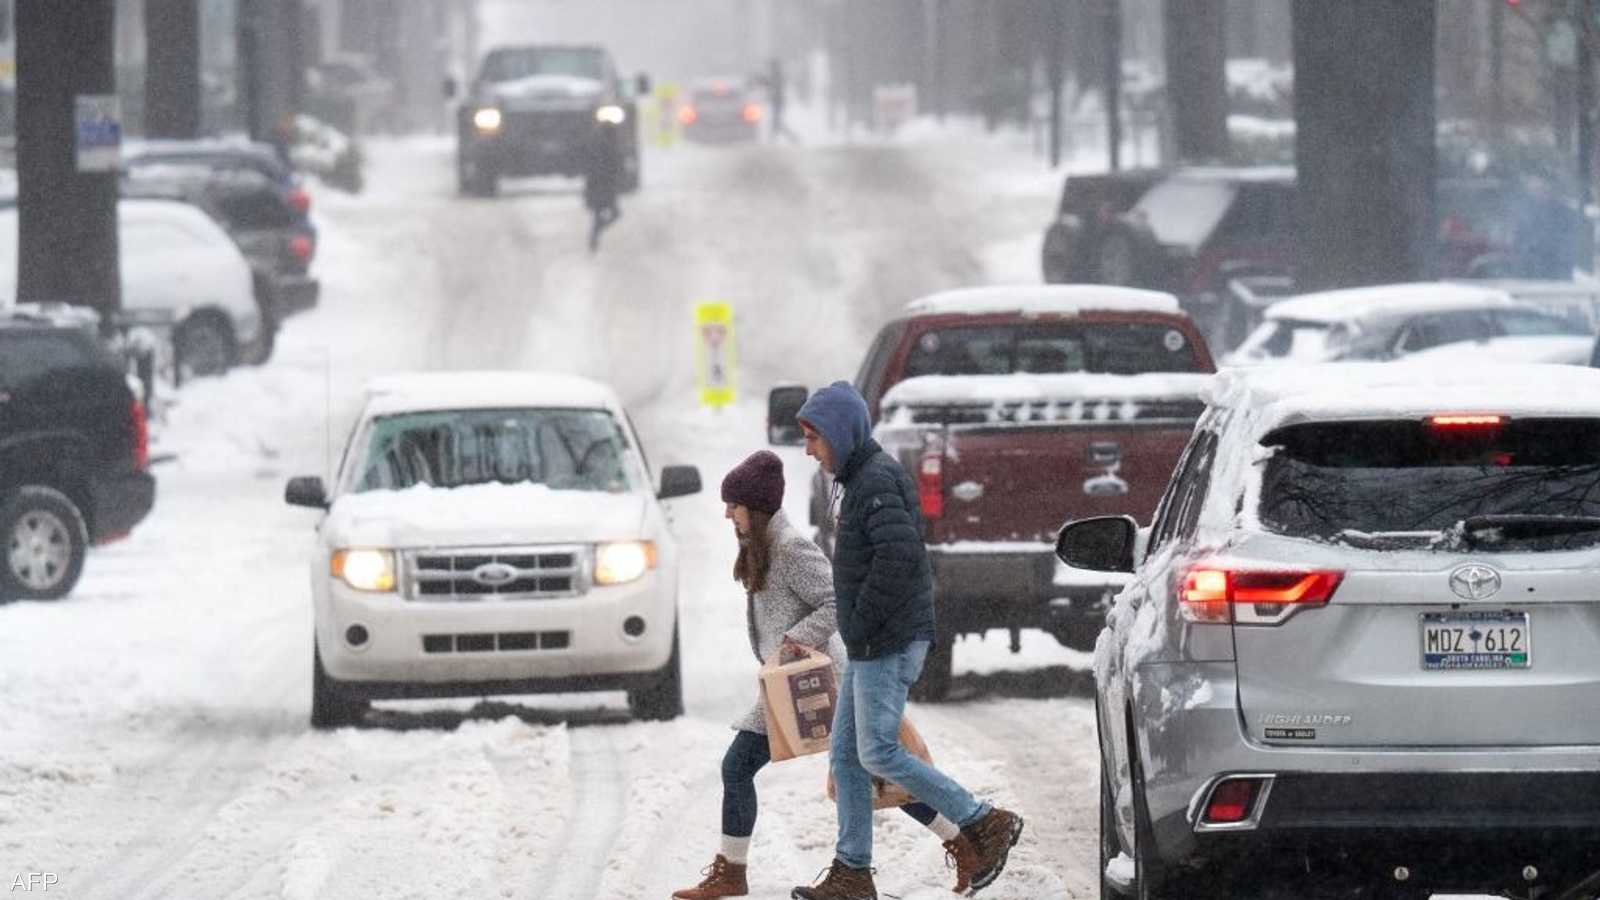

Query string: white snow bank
905 285 1180 318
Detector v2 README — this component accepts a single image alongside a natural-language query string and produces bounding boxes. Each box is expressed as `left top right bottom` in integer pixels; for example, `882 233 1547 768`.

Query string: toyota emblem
1448 564 1502 601
473 562 518 587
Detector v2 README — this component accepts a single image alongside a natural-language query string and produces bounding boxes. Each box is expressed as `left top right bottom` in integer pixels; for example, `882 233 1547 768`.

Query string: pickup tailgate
878 373 1210 544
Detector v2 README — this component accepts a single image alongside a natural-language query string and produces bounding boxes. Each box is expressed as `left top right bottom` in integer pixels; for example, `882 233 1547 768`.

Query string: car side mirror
767 384 809 446
442 76 458 100
285 475 329 510
658 465 702 500
635 72 652 96
1056 515 1138 573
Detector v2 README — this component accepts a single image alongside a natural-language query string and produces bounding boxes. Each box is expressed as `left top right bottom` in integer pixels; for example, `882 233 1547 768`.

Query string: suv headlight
595 541 656 585
331 549 397 592
595 104 627 125
472 107 503 133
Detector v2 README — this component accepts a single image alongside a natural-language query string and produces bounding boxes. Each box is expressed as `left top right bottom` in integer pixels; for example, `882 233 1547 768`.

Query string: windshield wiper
1453 514 1600 547
1335 529 1443 549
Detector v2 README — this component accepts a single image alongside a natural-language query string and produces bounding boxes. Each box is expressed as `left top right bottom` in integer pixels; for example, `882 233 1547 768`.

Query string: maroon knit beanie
721 450 785 514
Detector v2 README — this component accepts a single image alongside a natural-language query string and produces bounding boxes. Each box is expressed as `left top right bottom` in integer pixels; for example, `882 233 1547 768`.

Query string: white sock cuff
720 834 752 865
929 814 961 842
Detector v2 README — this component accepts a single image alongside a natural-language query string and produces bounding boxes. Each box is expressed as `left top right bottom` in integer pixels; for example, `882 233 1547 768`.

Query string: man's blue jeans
830 640 990 868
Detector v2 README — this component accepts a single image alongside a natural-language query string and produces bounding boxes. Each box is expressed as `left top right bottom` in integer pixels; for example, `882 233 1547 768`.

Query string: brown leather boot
790 859 877 900
672 854 748 899
960 807 1024 894
942 834 980 893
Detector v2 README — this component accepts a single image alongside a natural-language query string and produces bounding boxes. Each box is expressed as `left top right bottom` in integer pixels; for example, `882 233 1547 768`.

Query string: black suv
452 44 646 197
122 140 320 364
0 309 155 600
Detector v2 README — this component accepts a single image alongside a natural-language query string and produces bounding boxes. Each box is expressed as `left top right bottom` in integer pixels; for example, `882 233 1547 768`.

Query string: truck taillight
742 103 762 123
1180 568 1343 625
678 105 697 125
130 397 149 471
287 186 311 216
917 454 943 519
289 233 314 263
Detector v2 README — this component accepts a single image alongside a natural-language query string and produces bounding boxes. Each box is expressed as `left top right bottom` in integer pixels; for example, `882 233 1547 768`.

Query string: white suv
285 372 701 728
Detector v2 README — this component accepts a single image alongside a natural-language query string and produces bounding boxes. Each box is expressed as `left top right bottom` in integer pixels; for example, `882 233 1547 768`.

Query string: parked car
305 53 402 137
122 139 320 363
768 286 1214 699
680 77 762 143
1058 362 1600 899
284 371 702 728
1223 282 1596 368
451 44 646 197
1039 169 1164 285
0 307 155 600
0 199 262 376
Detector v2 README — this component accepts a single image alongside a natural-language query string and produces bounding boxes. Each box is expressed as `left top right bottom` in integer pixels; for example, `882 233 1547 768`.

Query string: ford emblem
473 562 519 587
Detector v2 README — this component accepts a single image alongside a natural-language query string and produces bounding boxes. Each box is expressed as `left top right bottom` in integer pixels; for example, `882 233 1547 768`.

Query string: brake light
678 105 697 125
129 397 149 471
287 186 311 216
1202 778 1264 825
917 453 943 520
1180 569 1343 625
742 103 762 123
289 233 314 263
1429 414 1504 429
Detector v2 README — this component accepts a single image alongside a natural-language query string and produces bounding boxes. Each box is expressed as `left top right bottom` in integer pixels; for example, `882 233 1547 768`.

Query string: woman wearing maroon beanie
672 452 977 899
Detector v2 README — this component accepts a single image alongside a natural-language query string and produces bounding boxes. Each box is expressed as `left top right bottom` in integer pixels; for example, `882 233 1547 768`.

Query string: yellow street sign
695 301 735 408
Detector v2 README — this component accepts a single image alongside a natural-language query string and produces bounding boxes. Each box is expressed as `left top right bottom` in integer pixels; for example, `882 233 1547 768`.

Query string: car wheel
627 626 684 721
310 642 369 730
1058 623 1102 652
1101 753 1132 899
0 487 88 601
621 155 641 194
1128 721 1186 900
908 635 953 702
1042 223 1073 284
176 312 237 378
458 153 498 198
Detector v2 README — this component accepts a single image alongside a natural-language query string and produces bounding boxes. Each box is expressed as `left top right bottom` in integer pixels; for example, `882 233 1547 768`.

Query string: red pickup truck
768 286 1214 699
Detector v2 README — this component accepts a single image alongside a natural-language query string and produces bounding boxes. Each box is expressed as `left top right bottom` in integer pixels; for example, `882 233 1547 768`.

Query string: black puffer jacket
798 381 935 661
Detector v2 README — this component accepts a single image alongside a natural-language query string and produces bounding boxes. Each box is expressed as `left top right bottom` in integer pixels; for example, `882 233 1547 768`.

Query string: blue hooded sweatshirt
797 381 935 660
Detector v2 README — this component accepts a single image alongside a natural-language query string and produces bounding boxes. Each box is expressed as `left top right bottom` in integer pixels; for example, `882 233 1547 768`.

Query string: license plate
1420 611 1531 670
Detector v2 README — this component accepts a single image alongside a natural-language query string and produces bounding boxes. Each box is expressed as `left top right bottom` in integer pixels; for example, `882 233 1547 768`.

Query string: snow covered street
1 128 1105 899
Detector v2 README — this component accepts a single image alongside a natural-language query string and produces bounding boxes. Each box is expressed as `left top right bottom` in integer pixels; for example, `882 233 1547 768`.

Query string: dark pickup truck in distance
0 309 155 600
769 286 1214 699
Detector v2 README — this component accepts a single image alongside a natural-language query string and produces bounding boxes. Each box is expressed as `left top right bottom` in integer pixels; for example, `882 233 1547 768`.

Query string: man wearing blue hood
790 381 1023 900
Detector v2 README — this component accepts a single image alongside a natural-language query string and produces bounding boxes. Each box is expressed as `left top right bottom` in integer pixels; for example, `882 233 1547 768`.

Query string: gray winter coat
735 510 849 735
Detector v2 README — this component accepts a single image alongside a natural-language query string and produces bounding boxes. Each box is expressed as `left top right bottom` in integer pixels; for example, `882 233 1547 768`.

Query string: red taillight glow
130 398 149 471
742 103 762 123
1180 569 1343 624
1429 414 1504 429
678 105 698 125
1203 779 1260 824
917 454 943 520
287 186 311 216
289 233 314 263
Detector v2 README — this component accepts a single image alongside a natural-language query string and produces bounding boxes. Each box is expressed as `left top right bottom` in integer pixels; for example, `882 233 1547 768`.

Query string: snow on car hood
1401 335 1596 366
324 482 646 549
491 74 602 109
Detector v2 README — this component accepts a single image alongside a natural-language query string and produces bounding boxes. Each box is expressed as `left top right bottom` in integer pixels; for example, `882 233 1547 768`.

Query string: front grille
404 545 587 601
890 397 1205 427
505 109 591 141
421 631 572 653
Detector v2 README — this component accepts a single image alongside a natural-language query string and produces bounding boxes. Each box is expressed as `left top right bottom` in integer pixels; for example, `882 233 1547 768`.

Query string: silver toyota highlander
1056 362 1600 899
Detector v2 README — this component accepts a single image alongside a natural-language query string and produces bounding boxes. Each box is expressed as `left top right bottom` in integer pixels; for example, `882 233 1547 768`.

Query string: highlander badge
1449 564 1502 601
473 562 519 587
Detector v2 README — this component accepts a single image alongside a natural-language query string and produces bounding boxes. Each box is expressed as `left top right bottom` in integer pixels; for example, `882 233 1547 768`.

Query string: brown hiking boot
672 854 748 899
942 834 980 893
960 807 1024 894
790 859 877 900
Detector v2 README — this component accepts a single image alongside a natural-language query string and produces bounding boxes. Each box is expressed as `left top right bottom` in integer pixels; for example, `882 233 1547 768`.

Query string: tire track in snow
532 726 626 900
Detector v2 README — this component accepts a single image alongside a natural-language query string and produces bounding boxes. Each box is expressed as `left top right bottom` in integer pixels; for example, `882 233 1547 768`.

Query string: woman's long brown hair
733 510 774 593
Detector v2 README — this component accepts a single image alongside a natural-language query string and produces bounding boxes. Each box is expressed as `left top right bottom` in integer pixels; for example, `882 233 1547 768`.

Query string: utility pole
1578 28 1594 271
238 0 304 146
1104 0 1122 170
1047 0 1066 167
1491 0 1505 145
1163 0 1228 164
14 0 121 320
144 0 201 139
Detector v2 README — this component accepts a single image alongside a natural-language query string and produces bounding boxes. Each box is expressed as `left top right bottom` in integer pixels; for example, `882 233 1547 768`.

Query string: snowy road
0 129 1109 900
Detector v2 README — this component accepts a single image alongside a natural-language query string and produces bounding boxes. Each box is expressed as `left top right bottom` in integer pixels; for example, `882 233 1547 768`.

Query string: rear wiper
1454 514 1600 547
1335 529 1443 549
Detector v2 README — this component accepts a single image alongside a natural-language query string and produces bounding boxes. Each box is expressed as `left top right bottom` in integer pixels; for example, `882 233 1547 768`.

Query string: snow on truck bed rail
881 372 1212 407
904 285 1181 317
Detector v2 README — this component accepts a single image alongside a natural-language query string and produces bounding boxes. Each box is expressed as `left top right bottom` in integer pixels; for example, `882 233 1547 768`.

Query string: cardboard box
760 647 838 761
826 717 932 809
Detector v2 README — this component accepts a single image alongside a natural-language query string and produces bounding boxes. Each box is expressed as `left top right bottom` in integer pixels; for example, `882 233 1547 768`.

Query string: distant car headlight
595 104 627 125
331 549 397 592
472 107 503 133
594 541 656 585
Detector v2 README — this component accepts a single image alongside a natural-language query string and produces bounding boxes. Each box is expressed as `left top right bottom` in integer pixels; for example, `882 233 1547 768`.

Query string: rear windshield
1258 419 1600 550
1234 318 1346 362
481 47 603 82
0 330 95 386
1132 179 1236 249
902 322 1203 377
351 407 636 494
